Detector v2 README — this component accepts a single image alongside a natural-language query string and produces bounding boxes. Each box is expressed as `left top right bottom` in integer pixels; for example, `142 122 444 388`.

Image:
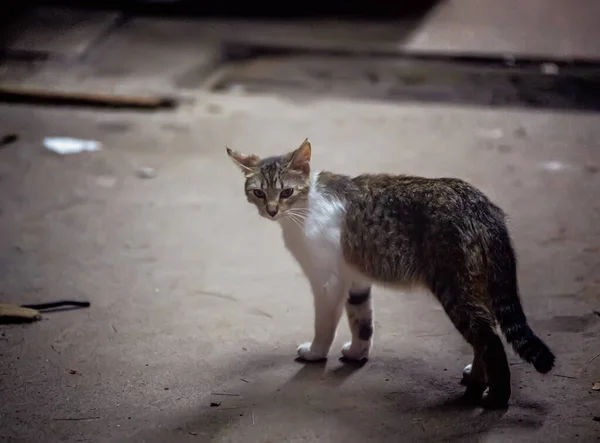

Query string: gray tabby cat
226 139 555 408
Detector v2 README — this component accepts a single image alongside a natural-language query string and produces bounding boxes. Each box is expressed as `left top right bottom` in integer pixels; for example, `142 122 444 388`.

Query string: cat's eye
253 189 266 199
280 188 294 199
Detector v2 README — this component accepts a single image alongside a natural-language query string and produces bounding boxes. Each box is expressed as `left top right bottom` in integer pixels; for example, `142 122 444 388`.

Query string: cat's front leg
297 277 346 361
341 284 374 361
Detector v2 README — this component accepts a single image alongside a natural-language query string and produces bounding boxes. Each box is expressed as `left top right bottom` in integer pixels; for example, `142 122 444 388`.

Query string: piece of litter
503 54 516 67
553 374 577 380
593 416 600 422
541 62 559 75
68 369 78 375
44 137 101 155
136 167 156 179
188 432 198 436
212 392 241 397
0 134 18 147
542 161 569 172
210 402 221 407
513 126 527 138
240 378 250 383
592 382 600 391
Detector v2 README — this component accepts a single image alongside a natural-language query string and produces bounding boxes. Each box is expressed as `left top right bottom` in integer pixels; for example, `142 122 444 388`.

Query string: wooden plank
0 85 177 110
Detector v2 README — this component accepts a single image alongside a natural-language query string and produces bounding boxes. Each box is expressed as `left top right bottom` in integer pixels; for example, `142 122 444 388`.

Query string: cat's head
226 139 312 221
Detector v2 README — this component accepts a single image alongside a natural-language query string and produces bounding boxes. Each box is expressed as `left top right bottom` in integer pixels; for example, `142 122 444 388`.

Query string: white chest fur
279 172 346 286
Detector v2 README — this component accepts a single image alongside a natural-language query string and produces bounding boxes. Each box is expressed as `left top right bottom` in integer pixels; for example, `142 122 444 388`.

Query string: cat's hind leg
432 276 511 408
341 282 374 361
461 349 487 402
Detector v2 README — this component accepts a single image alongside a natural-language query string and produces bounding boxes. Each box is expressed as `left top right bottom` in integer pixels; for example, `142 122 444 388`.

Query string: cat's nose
266 205 278 217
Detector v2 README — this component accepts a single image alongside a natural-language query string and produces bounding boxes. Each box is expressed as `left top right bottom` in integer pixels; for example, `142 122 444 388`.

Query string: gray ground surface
1 6 599 443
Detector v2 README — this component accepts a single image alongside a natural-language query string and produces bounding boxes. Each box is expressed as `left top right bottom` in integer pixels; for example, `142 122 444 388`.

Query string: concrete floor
1 8 600 443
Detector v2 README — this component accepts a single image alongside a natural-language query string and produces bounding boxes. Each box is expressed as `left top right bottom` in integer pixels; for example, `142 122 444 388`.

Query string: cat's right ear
226 147 260 174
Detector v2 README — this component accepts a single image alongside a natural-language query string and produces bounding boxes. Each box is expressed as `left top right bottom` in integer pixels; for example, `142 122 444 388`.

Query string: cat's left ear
226 147 260 174
286 139 311 175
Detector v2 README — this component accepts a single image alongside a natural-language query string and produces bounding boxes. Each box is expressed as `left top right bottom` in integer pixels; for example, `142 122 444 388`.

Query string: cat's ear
226 147 260 174
285 139 311 175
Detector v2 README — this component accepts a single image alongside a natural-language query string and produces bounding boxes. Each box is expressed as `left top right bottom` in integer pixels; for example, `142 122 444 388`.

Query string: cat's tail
487 227 555 374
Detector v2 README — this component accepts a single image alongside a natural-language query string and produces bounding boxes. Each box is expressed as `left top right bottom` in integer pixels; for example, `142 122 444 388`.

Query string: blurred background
0 1 599 442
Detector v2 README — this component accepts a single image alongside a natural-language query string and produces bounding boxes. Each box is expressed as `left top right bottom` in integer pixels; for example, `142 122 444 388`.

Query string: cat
226 139 555 408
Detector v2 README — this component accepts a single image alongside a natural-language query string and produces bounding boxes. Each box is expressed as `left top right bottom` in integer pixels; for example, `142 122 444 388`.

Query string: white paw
463 364 473 377
297 342 327 361
461 363 486 387
341 341 370 361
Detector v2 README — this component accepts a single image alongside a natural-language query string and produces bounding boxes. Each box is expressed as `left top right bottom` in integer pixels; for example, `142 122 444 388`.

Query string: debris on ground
0 134 18 148
513 126 528 138
44 137 101 155
136 166 156 179
52 417 100 421
210 402 221 407
0 304 42 323
592 383 600 391
68 369 78 375
1 300 90 324
503 54 516 67
541 62 559 75
0 85 177 110
542 160 570 172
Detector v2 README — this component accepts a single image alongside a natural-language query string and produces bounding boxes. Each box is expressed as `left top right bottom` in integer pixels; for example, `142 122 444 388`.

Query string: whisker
285 217 301 229
285 213 302 223
286 213 307 224
284 213 305 229
287 208 310 214
286 209 309 219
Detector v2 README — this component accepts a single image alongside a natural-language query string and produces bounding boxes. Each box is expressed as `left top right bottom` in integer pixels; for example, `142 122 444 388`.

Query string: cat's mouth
260 211 281 221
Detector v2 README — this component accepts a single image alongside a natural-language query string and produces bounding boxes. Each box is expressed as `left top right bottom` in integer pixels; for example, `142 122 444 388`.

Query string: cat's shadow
134 353 548 443
287 356 368 387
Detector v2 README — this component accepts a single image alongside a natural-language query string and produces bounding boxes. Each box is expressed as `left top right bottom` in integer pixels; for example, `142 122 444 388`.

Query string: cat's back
339 173 506 282
348 173 504 222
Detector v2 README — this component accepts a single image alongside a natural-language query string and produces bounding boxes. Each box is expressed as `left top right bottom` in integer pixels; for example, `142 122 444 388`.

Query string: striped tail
487 227 555 373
